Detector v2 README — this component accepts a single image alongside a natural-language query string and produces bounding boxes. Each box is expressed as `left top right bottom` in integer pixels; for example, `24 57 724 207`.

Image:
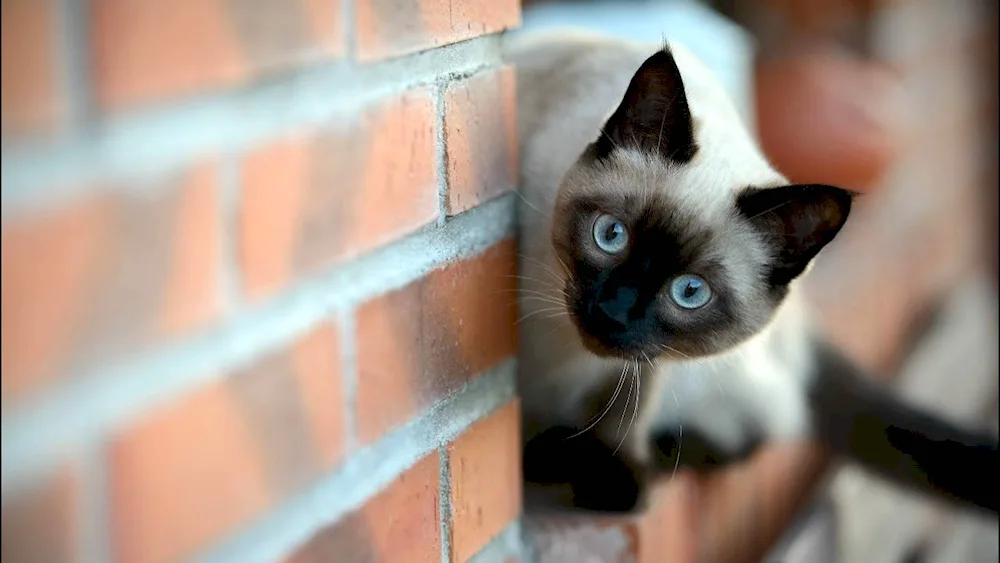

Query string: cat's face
551 46 854 360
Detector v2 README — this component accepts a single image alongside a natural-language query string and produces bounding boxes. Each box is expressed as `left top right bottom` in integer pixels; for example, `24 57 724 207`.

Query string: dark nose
596 287 637 328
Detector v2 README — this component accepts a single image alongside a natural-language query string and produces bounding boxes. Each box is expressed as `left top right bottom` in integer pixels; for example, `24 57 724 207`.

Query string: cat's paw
569 456 646 513
650 426 761 473
524 426 648 513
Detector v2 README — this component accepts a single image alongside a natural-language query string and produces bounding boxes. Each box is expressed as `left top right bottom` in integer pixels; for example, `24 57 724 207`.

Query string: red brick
159 168 223 335
92 0 343 111
444 66 518 215
695 444 830 563
636 476 701 563
110 323 345 563
1 0 60 135
526 446 827 563
355 0 521 63
286 453 441 563
2 197 110 403
448 400 522 563
1 468 78 563
1 164 220 405
525 473 702 563
354 240 517 445
239 88 439 300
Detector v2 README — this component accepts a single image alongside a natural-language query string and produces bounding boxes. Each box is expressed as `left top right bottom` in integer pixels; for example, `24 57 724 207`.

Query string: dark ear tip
822 185 856 215
829 186 859 210
644 42 678 69
811 184 858 204
815 184 861 199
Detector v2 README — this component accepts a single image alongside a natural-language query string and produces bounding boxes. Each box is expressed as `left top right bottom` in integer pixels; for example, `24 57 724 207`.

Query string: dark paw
524 426 646 513
651 427 761 473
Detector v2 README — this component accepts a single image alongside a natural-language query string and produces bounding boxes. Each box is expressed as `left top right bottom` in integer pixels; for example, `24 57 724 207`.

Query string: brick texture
285 453 442 563
92 0 344 111
239 88 439 300
110 323 344 563
800 1 990 374
444 66 519 215
0 469 77 563
1 164 220 405
1 0 59 135
527 445 825 563
354 240 517 445
2 197 109 403
527 475 702 563
3 1 529 562
448 400 522 563
355 0 521 62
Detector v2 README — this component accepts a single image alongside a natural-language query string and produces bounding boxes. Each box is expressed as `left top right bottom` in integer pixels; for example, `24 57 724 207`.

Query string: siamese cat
504 31 998 514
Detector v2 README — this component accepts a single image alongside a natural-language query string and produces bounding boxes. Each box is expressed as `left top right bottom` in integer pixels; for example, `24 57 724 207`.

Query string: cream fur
504 30 822 464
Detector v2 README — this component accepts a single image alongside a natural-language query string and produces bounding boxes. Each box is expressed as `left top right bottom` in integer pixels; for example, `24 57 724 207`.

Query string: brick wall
2 2 523 562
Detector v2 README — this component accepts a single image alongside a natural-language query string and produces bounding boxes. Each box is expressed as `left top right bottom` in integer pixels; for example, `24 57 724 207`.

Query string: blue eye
593 214 629 254
669 274 712 309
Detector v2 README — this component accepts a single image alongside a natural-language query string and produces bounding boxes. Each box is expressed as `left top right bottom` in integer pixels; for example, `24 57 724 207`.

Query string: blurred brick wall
805 0 995 373
1 2 523 562
814 1 999 561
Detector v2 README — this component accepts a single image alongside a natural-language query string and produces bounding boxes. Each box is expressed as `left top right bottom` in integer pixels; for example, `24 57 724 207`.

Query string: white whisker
669 389 683 480
614 359 642 455
508 275 564 292
660 344 691 360
567 362 629 439
641 350 655 370
614 364 635 441
513 189 551 219
515 307 565 325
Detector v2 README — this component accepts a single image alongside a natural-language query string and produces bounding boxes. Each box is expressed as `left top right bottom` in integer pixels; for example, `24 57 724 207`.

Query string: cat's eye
669 274 712 309
592 214 629 254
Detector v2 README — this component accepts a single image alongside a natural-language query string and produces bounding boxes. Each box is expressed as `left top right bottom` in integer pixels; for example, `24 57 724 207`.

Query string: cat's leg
528 361 668 512
577 361 667 512
651 422 762 473
648 364 808 474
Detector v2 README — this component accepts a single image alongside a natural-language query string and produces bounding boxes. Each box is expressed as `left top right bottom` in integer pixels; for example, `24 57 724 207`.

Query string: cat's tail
807 339 999 514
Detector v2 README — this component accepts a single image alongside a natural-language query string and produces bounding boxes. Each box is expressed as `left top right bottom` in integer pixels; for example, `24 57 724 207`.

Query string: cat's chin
569 310 669 360
576 330 705 362
576 329 655 361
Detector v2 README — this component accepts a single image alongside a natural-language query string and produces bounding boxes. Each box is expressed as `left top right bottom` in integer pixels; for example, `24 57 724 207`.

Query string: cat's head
551 45 854 360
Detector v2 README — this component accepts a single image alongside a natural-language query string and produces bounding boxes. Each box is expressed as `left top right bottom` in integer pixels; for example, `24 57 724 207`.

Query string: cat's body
512 31 811 457
505 31 998 514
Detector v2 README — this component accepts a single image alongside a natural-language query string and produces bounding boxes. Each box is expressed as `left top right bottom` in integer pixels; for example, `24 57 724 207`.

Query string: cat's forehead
568 145 784 227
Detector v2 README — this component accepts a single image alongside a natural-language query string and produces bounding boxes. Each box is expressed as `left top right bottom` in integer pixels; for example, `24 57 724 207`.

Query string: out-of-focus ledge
524 443 831 563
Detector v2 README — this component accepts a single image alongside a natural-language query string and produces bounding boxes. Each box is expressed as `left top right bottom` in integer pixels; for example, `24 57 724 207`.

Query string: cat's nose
597 302 629 327
596 287 637 328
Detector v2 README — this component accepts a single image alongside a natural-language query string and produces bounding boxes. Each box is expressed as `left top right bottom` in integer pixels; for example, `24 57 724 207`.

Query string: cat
503 30 998 515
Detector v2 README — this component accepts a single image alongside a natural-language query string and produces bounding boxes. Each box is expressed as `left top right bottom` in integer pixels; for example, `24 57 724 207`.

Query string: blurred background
3 0 997 562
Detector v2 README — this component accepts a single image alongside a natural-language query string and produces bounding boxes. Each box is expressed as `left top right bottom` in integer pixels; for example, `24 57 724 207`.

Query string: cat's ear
736 184 855 286
593 45 697 163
